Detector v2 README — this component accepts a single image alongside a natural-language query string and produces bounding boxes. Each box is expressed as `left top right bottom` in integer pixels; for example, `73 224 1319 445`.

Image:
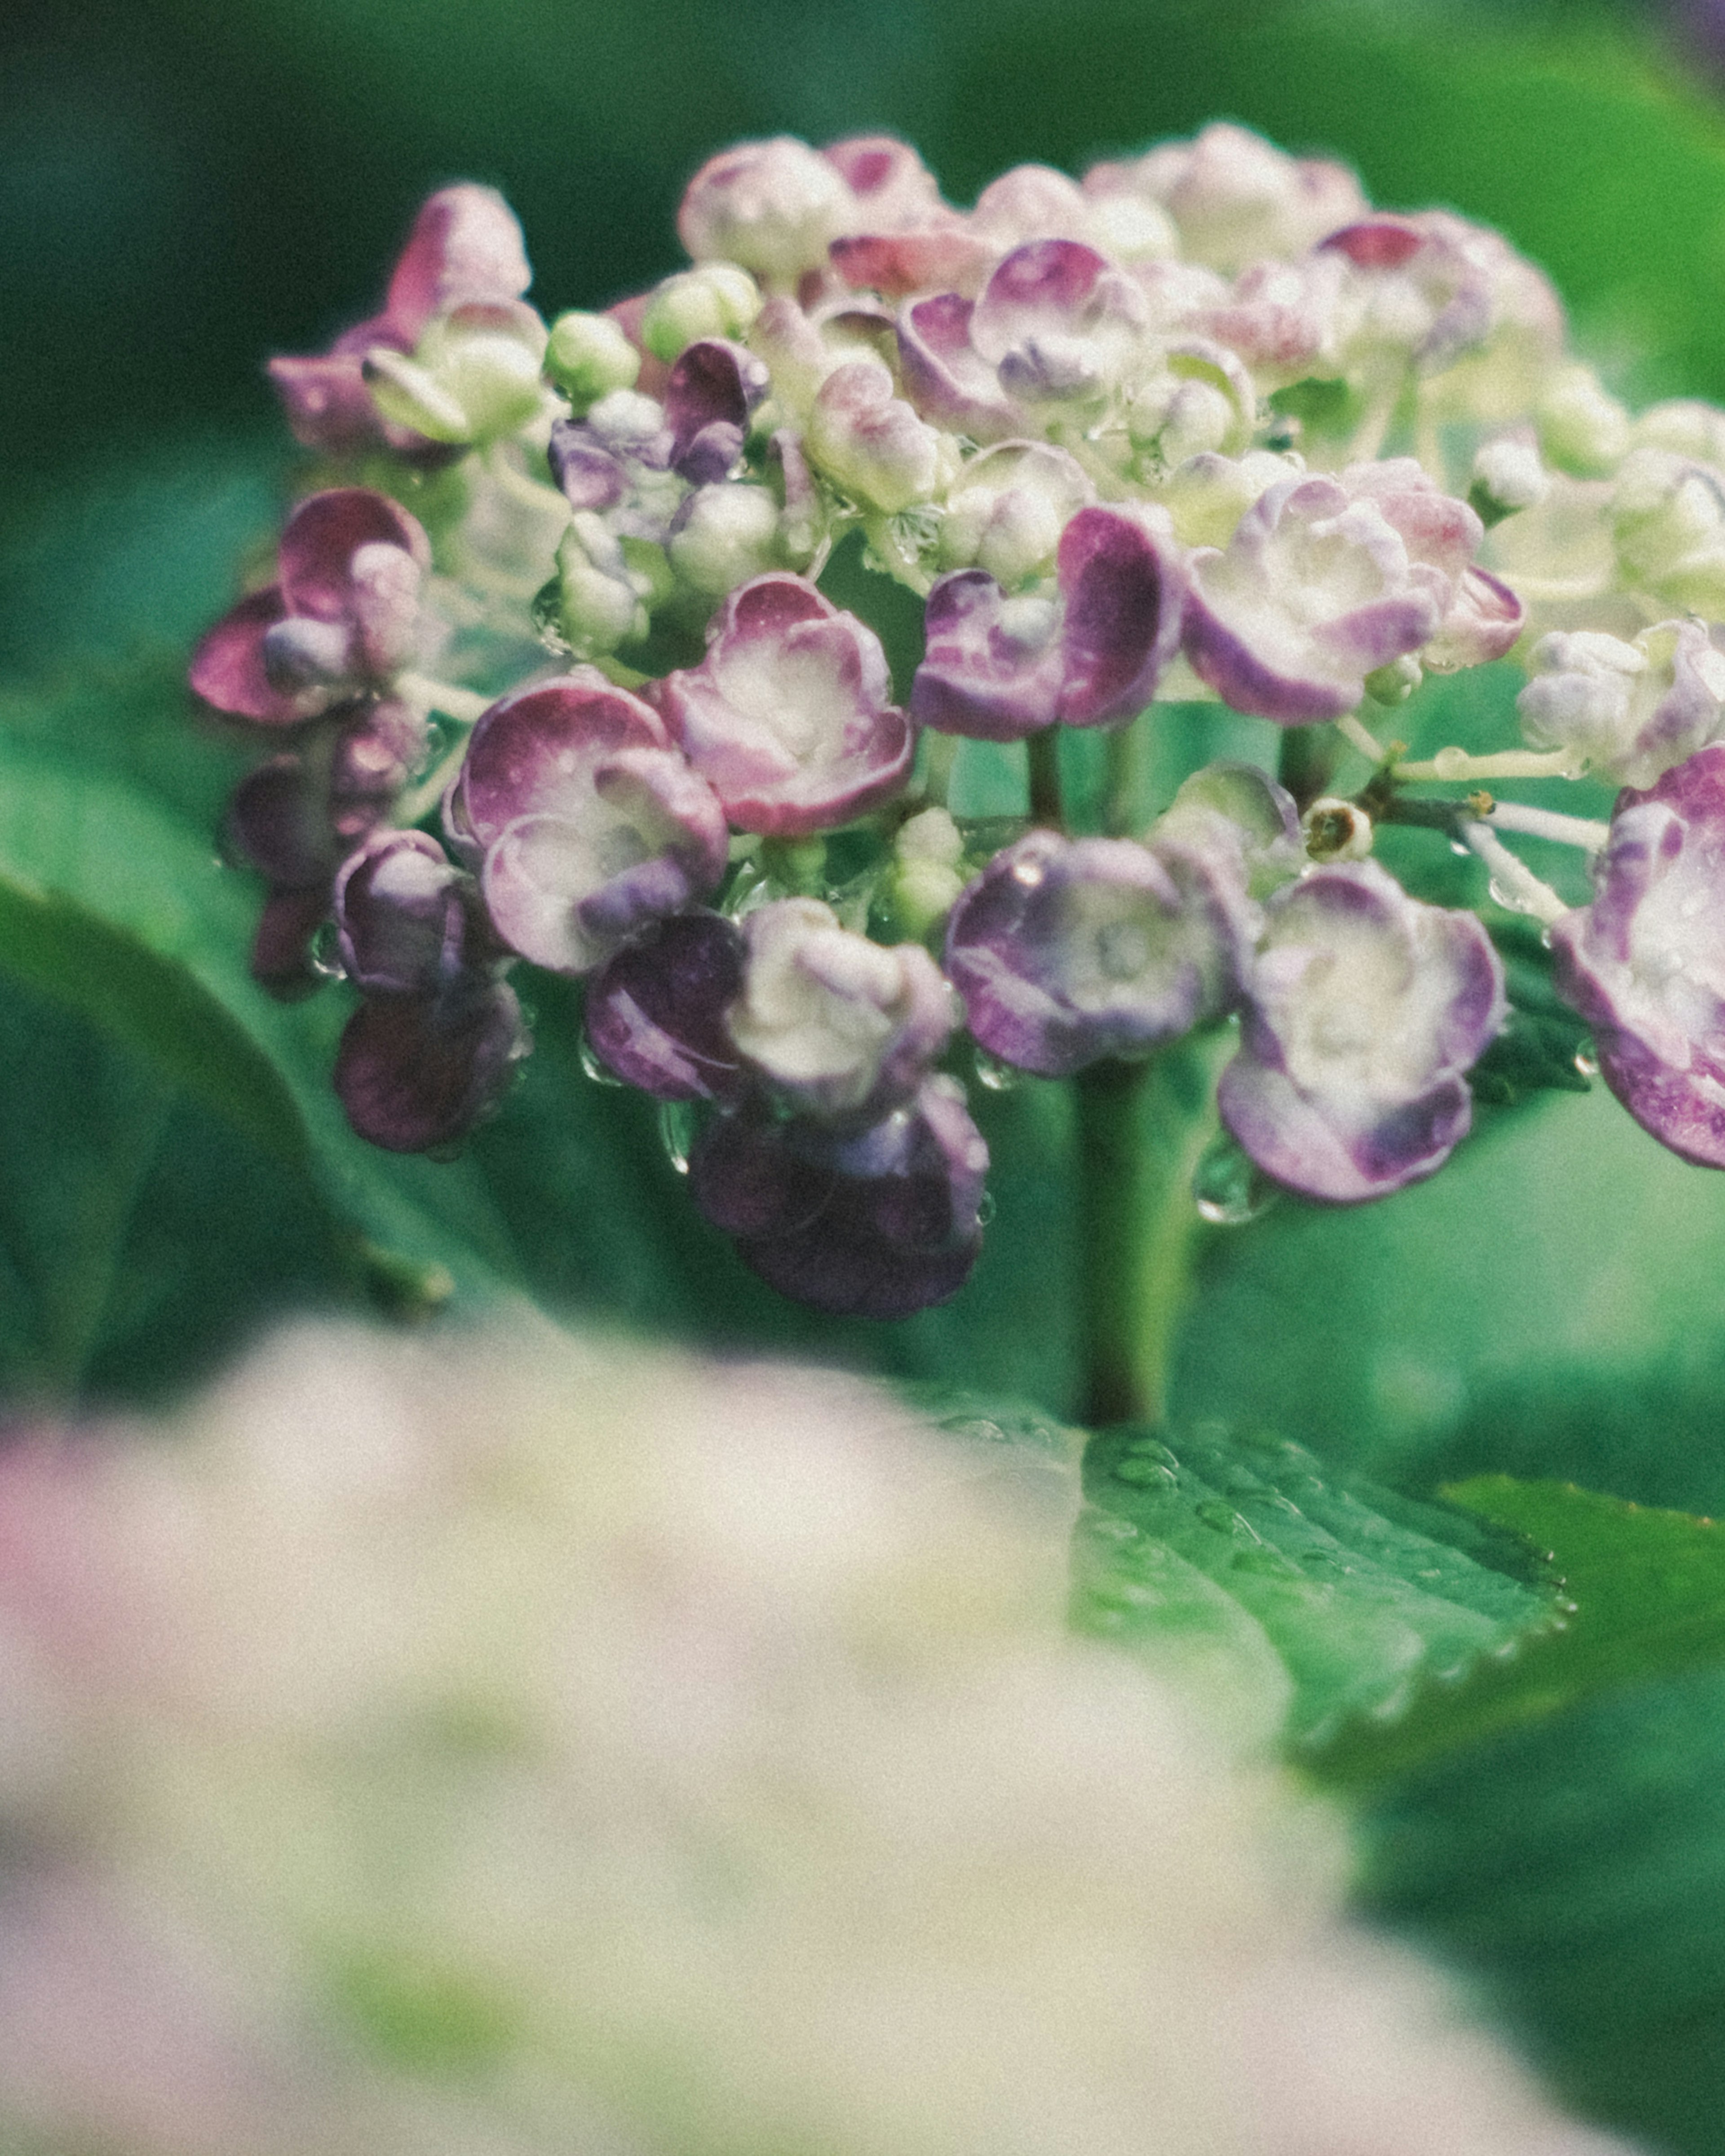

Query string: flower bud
556 512 650 654
678 136 852 286
726 896 957 1123
1302 796 1373 862
1612 448 1725 616
1468 434 1548 525
937 442 1091 588
1519 620 1725 786
1537 362 1631 477
890 806 968 937
806 357 947 513
668 482 783 595
641 263 763 362
1157 451 1300 551
544 309 641 409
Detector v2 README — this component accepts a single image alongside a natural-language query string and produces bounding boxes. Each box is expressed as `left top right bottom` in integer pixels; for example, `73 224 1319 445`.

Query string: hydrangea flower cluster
190 128 1725 1319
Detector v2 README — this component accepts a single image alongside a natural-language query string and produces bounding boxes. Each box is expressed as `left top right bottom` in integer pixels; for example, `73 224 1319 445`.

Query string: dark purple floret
584 911 750 1103
334 981 525 1153
330 828 526 1152
690 1074 988 1318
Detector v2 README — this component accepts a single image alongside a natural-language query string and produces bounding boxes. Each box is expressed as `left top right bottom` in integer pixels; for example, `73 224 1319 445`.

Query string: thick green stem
1028 728 1064 829
1073 1036 1224 1427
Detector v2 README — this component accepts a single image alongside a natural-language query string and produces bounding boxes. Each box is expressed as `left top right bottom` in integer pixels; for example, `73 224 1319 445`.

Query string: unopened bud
556 512 650 654
891 805 967 937
1303 796 1373 862
668 483 782 595
545 311 641 409
363 346 472 443
1468 436 1548 526
641 263 762 362
1364 654 1422 706
424 318 545 441
1538 363 1631 478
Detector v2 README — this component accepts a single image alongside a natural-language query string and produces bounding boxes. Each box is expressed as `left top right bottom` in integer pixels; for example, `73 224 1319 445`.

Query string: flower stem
1073 1034 1224 1427
1029 728 1064 829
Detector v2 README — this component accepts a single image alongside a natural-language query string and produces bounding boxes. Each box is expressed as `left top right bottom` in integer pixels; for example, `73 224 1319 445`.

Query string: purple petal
832 228 995 301
1424 566 1525 672
1219 1057 1475 1204
334 982 525 1153
663 339 770 473
266 349 387 455
226 758 339 888
383 185 532 340
250 884 332 1001
1055 507 1183 727
276 490 430 625
188 588 300 724
548 421 629 512
457 674 669 847
584 911 748 1102
894 293 1021 441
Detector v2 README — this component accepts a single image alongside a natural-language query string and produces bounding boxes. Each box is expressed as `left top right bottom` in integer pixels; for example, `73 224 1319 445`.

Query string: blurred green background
13 0 1725 2145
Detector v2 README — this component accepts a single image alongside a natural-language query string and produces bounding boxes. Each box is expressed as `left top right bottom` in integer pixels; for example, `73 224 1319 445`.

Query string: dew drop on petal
976 1188 997 1227
1574 1043 1600 1078
1192 1128 1279 1226
659 1098 697 1174
309 919 347 981
973 1047 1022 1092
579 1034 627 1087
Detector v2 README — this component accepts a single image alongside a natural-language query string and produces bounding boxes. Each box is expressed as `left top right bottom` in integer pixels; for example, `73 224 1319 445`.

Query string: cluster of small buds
189 124 1725 1316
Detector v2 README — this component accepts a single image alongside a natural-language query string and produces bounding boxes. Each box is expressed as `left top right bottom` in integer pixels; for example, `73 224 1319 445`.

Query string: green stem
1103 716 1146 836
1073 1035 1224 1427
1028 728 1064 829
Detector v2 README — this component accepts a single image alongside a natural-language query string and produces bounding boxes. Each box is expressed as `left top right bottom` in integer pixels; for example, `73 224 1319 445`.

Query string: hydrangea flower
267 184 532 456
691 1073 989 1316
1518 620 1725 786
330 829 525 1151
1181 463 1497 724
945 829 1252 1076
654 574 914 832
726 897 957 1121
913 505 1183 739
188 491 431 726
1551 742 1725 1166
1219 863 1506 1202
452 671 730 972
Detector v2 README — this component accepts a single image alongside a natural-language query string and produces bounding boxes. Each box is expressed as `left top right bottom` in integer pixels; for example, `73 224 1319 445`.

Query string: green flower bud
1537 363 1630 478
362 346 473 443
641 263 762 362
545 311 641 410
557 512 650 654
668 483 782 595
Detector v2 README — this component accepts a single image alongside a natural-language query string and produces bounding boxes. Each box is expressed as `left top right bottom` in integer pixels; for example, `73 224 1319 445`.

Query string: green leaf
1469 919 1596 1108
1073 1422 1550 1745
1311 1478 1725 1786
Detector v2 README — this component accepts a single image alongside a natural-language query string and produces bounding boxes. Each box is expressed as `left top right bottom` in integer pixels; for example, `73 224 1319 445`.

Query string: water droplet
308 919 346 981
1573 1043 1599 1078
1010 858 1045 889
1449 839 1471 858
531 575 572 655
410 717 451 781
579 1035 626 1087
975 1189 996 1227
973 1048 1022 1092
1192 1129 1279 1225
658 1099 697 1175
1113 1457 1177 1489
1486 876 1513 910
